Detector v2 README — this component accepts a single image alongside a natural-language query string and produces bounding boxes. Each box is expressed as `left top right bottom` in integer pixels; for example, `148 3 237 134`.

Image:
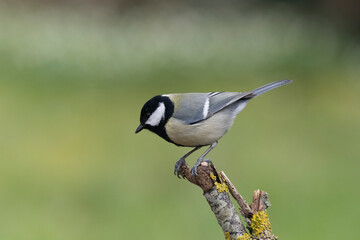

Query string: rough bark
179 162 278 240
180 162 246 239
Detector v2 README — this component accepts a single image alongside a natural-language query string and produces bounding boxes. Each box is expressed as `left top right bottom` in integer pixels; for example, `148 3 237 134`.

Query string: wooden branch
179 162 278 240
180 162 246 239
250 189 271 213
220 171 254 219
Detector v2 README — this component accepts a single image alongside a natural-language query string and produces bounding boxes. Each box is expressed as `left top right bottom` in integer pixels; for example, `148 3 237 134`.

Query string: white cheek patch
146 102 166 126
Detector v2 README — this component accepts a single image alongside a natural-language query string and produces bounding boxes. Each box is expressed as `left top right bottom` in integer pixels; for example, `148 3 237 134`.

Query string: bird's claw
174 158 186 178
190 159 212 176
190 165 198 176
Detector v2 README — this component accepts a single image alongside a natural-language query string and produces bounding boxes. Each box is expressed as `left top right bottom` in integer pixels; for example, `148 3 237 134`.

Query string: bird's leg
190 141 218 176
174 146 202 178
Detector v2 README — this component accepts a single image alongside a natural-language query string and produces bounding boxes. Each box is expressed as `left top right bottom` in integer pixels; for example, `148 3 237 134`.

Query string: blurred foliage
4 0 360 32
0 2 360 240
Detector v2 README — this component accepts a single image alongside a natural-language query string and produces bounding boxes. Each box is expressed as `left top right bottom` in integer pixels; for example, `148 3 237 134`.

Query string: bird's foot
174 158 186 178
190 159 213 176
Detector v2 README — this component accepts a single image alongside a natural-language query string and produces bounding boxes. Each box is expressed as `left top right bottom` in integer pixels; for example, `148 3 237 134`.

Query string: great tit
135 79 292 178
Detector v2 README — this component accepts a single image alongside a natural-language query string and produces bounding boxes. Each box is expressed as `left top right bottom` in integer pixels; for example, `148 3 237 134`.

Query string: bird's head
135 95 174 134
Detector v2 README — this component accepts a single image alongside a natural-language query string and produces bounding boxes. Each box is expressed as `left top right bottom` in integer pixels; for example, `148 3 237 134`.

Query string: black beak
135 124 144 134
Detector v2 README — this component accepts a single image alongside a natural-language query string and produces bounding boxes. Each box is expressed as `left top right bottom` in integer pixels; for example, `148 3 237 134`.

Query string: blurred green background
1 1 360 239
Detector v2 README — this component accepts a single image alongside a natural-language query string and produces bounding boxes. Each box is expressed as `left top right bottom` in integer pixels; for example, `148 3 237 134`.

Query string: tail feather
250 79 292 97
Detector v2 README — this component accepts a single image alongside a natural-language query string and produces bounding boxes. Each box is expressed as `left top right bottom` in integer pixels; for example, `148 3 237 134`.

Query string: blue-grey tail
251 79 292 97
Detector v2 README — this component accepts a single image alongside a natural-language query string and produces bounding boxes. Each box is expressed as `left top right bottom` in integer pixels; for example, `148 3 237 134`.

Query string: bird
135 79 292 178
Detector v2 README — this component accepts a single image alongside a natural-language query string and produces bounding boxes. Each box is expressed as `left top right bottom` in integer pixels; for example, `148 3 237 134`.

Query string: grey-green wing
171 80 292 124
171 93 209 124
171 92 251 125
206 92 251 118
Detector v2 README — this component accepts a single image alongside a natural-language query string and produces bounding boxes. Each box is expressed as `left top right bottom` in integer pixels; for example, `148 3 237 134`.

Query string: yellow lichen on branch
215 181 228 193
237 233 252 240
210 172 228 193
225 232 252 240
251 211 272 236
210 172 217 181
224 211 276 240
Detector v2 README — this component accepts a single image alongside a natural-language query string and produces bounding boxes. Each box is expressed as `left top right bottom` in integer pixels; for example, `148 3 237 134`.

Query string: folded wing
172 91 251 125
